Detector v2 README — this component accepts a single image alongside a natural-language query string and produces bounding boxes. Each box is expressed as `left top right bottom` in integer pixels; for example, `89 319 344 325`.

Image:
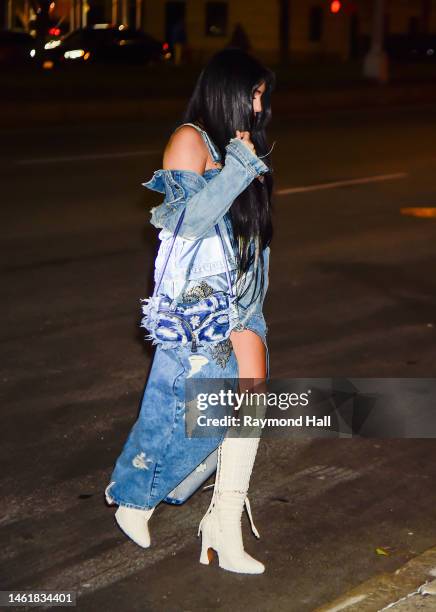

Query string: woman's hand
235 130 256 156
235 130 264 181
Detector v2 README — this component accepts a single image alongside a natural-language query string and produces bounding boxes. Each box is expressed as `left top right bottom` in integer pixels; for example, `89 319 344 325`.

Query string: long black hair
181 47 276 307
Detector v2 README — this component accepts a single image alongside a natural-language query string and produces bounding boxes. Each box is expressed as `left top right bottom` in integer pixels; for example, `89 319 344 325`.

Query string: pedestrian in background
228 22 252 53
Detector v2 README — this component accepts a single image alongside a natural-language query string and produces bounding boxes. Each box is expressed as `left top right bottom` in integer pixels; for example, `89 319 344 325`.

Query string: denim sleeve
145 138 270 241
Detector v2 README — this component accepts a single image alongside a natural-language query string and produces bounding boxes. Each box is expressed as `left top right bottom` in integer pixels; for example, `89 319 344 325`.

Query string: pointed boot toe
115 505 154 548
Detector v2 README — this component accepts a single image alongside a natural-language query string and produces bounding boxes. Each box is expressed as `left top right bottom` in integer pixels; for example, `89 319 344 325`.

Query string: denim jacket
141 122 271 351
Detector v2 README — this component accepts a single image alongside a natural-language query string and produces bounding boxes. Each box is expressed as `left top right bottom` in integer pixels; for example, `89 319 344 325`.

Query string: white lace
198 442 260 539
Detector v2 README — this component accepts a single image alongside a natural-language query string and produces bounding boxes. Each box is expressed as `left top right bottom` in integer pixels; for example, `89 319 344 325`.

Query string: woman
105 47 275 575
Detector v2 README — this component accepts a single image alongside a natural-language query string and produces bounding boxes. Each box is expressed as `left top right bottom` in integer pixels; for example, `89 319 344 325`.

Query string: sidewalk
316 545 436 612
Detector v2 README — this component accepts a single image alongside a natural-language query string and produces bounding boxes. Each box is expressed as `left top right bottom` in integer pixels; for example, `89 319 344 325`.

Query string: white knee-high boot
114 505 155 548
198 434 264 574
105 482 155 548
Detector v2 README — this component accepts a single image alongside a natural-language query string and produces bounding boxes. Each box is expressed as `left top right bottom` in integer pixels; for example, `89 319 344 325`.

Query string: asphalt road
1 106 436 611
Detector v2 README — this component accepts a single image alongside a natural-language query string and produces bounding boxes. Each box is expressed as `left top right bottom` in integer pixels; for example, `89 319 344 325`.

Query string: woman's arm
143 128 270 241
163 125 210 175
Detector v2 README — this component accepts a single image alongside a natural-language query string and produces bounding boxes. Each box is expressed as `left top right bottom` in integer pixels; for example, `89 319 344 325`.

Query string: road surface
1 106 436 611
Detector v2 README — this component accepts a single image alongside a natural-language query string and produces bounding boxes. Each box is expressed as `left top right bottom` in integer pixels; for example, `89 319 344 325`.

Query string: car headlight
64 49 85 59
44 40 61 50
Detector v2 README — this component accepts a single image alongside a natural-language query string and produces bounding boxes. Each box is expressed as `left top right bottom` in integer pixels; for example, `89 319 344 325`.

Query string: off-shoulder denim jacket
145 134 269 240
141 123 271 353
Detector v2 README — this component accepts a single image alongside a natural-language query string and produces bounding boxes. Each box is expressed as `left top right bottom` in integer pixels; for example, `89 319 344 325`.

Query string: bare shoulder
163 125 208 174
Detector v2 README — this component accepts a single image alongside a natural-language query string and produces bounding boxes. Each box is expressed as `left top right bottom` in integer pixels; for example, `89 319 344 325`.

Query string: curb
3 82 436 129
315 545 436 612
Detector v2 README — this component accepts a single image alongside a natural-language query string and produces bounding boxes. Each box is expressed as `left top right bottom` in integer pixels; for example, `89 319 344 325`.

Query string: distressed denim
104 124 271 510
105 341 240 510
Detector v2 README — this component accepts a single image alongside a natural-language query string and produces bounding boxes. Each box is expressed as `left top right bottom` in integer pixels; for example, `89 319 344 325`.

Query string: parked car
0 30 34 66
36 24 171 67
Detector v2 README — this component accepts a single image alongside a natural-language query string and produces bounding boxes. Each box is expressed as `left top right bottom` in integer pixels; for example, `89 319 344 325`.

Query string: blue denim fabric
104 123 271 510
141 125 271 352
105 342 240 510
145 135 269 241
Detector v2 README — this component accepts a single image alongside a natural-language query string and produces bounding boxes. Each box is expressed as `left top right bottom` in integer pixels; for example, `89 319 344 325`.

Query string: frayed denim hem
105 481 155 511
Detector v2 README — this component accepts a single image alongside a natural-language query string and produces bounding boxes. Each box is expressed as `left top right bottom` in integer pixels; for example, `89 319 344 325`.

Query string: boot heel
197 437 266 575
199 517 216 565
199 533 213 565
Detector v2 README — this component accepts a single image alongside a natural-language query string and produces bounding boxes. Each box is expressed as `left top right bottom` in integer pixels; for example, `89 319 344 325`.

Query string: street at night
1 104 436 610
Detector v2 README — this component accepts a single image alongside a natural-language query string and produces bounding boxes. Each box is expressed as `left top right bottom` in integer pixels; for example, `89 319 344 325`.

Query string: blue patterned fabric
140 290 237 353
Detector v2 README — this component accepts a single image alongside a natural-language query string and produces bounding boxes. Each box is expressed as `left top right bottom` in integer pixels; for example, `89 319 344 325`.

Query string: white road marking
0 468 111 531
2 461 368 605
15 149 161 165
27 463 368 606
275 172 408 195
377 585 426 611
322 594 368 612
